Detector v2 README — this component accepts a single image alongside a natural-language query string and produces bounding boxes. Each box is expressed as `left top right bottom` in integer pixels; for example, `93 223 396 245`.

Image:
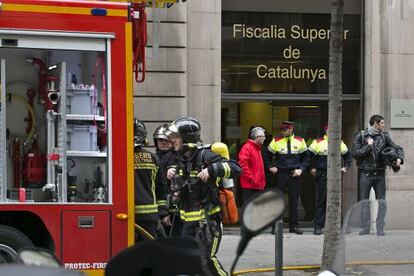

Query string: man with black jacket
166 116 241 276
352 115 404 236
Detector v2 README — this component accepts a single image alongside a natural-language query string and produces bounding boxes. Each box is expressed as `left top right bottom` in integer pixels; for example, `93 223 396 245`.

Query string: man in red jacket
238 126 267 206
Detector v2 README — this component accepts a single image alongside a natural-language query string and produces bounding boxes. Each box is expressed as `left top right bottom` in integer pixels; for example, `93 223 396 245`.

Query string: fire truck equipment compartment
66 88 98 115
67 125 98 151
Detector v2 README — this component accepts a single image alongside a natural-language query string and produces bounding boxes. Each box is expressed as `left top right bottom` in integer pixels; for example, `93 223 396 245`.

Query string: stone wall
365 0 414 228
134 0 221 146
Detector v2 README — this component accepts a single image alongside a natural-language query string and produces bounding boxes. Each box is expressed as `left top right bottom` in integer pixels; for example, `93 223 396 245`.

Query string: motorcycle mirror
17 247 61 268
318 271 338 276
231 189 285 274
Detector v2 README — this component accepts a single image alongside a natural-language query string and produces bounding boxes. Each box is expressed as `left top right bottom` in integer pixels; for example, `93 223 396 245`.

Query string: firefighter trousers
182 216 228 276
165 211 183 237
135 218 158 242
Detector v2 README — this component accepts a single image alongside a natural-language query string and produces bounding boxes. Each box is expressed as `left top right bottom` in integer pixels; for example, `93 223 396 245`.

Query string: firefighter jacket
134 147 168 221
156 149 178 213
308 135 352 170
264 134 309 171
238 139 266 190
175 147 242 222
156 149 177 173
351 128 404 171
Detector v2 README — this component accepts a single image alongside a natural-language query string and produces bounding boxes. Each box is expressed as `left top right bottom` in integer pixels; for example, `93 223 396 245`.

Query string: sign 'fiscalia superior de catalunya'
232 24 350 82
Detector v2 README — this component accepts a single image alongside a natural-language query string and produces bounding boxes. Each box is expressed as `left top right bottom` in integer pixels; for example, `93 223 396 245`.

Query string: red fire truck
0 0 160 274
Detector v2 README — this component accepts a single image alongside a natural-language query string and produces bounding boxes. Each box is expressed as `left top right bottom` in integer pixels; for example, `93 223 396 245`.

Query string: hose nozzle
48 92 61 105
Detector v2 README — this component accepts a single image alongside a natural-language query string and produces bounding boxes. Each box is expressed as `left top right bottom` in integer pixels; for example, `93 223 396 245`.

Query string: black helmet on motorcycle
168 116 201 143
380 146 399 167
133 118 147 147
153 124 169 144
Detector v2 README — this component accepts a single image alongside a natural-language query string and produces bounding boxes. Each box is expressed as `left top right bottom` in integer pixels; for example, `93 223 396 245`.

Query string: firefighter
153 124 181 236
264 121 309 235
133 118 168 241
308 124 352 235
166 116 241 276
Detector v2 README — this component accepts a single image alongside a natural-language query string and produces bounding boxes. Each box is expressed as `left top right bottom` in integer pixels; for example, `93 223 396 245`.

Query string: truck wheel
0 225 33 263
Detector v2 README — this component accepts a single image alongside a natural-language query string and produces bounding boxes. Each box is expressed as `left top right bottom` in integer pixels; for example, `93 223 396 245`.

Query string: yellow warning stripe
83 269 105 276
125 22 134 247
2 3 127 17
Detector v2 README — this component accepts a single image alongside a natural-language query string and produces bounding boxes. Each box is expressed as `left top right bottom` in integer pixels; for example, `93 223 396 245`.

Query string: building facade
136 0 413 227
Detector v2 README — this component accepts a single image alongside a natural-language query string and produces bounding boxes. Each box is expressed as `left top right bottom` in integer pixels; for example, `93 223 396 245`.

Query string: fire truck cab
0 1 136 273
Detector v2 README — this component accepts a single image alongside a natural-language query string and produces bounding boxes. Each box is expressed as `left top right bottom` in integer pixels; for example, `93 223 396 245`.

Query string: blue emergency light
91 8 107 16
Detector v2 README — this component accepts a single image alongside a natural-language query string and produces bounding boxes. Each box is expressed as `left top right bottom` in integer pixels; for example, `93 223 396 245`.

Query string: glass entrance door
222 101 328 156
222 100 359 225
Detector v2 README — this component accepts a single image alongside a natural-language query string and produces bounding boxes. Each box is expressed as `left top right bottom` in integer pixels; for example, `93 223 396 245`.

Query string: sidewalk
217 227 414 275
218 227 322 275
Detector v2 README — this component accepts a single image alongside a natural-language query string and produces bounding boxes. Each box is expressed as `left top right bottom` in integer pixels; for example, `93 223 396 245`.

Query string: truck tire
0 225 33 263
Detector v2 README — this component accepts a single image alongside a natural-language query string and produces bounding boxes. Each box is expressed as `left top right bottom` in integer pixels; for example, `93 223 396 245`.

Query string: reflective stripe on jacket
176 147 242 222
308 135 352 170
266 134 309 170
134 148 167 220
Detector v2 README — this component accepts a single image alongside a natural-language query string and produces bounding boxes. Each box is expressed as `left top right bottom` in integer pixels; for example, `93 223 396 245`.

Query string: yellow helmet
211 142 229 160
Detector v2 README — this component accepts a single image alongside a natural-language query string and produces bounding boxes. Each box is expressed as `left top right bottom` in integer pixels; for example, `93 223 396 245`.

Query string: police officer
264 121 309 235
352 114 404 236
133 119 168 241
308 124 352 235
166 116 241 276
153 124 180 236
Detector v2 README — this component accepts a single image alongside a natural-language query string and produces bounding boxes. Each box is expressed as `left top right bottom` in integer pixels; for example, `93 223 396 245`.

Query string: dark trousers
241 188 262 206
240 189 262 235
182 216 227 276
276 172 300 230
314 171 327 229
135 219 158 242
165 211 183 237
359 171 387 230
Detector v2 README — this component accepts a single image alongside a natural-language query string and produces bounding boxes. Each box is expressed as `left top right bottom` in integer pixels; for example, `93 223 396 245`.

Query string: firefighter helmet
133 118 147 147
168 116 201 143
153 124 169 143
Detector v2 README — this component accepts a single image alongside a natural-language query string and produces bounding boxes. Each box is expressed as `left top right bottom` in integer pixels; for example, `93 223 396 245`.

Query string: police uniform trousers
135 216 158 242
359 170 387 231
276 171 300 230
182 215 227 276
314 170 327 229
